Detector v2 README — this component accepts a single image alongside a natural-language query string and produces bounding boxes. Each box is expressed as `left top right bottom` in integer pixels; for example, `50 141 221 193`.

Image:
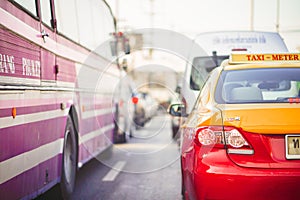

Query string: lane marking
102 161 126 182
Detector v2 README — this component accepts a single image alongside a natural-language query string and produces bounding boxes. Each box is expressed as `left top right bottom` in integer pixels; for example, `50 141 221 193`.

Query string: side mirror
168 104 187 117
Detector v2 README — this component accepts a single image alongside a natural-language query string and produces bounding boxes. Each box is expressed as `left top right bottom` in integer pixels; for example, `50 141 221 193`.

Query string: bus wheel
61 116 77 199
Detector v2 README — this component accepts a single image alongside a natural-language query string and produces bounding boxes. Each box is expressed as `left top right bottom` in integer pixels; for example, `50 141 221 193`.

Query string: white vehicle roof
193 31 288 56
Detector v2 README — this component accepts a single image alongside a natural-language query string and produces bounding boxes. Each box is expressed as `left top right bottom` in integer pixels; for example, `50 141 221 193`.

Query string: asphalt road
36 114 182 200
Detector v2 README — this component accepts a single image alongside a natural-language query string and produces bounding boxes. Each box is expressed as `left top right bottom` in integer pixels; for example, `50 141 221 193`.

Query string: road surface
36 114 182 200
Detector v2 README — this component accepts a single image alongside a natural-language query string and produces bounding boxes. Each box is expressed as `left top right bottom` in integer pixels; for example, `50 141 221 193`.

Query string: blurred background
107 0 300 105
108 0 300 51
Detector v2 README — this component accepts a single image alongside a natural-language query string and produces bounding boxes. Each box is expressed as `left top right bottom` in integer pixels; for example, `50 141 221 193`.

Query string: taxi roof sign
229 53 300 64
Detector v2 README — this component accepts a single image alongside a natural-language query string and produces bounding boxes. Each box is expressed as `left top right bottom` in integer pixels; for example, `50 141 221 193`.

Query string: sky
107 0 300 51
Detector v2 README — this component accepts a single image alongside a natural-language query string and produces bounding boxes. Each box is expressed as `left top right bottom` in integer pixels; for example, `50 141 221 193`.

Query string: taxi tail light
195 126 254 154
195 126 225 148
224 127 254 155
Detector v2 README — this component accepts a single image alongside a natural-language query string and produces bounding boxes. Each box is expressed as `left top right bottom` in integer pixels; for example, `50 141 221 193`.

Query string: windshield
215 68 300 103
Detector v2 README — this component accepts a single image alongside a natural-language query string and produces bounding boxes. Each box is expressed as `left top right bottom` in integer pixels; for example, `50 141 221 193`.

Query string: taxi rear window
215 68 300 103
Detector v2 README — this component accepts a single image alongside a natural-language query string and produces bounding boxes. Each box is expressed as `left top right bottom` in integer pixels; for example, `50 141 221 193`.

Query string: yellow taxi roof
223 53 300 70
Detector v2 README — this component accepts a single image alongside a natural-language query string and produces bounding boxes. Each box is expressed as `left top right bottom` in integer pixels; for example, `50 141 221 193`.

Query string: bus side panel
0 26 40 85
0 91 69 199
41 49 56 82
78 131 113 165
74 60 120 166
0 156 62 200
0 115 65 162
56 56 76 84
78 95 115 165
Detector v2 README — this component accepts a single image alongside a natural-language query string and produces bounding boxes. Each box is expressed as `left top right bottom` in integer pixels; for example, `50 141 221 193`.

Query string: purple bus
0 0 131 199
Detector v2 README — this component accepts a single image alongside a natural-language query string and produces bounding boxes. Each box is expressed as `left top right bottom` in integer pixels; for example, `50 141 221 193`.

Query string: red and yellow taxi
169 53 300 200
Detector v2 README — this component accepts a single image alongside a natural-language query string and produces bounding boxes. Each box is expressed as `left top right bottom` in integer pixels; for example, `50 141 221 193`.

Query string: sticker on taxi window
230 53 300 63
288 98 300 104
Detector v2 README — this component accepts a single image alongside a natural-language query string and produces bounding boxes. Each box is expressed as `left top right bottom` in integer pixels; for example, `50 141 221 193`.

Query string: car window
215 68 300 103
190 56 228 90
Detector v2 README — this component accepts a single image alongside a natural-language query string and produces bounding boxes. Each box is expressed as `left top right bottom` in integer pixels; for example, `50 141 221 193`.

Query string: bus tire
61 116 77 199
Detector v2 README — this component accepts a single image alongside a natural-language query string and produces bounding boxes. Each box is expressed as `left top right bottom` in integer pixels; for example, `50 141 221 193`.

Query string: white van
180 31 289 114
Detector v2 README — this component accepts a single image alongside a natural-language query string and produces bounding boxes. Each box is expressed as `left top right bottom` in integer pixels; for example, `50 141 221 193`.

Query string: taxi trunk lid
221 104 300 169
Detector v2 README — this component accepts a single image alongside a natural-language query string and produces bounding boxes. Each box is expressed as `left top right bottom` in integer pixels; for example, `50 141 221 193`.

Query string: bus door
39 0 57 85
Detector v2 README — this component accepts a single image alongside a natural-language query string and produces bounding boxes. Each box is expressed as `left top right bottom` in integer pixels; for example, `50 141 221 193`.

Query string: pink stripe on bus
81 102 112 112
0 103 60 118
0 97 71 109
80 113 114 136
78 130 113 165
0 114 115 162
0 117 66 162
0 155 62 200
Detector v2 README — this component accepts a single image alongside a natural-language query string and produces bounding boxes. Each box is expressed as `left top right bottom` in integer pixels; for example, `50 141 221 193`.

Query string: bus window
75 0 94 48
54 0 79 42
40 0 53 28
14 0 37 16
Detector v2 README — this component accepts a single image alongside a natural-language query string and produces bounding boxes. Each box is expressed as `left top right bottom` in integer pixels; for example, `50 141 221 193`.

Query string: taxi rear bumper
192 149 300 200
